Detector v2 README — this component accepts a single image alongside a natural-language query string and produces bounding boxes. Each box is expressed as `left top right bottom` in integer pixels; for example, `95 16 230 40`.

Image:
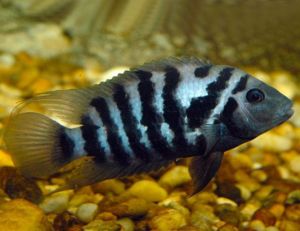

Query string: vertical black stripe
113 84 151 161
59 129 75 160
90 97 131 164
206 67 234 94
187 67 234 128
80 116 106 162
163 67 187 151
220 97 239 135
186 95 217 128
135 70 174 159
194 65 212 78
232 75 249 94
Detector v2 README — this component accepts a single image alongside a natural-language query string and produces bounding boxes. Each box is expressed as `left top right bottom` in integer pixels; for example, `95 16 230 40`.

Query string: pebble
0 199 52 231
240 202 261 220
53 211 83 231
249 219 266 231
252 208 276 226
218 223 239 231
0 166 42 203
149 208 187 231
102 198 151 217
92 179 125 195
268 203 285 219
251 133 292 152
116 218 135 231
69 192 103 207
284 204 300 221
40 191 71 213
288 156 300 173
215 182 243 204
76 203 98 223
0 150 14 166
190 204 219 229
280 219 300 231
286 190 300 204
215 204 241 226
290 103 300 127
126 180 167 202
83 219 121 231
158 165 191 188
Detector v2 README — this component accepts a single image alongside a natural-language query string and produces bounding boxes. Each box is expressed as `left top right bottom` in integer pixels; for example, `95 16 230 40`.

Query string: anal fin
189 152 224 195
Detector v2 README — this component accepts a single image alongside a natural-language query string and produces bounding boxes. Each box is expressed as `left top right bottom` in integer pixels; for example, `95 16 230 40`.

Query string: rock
76 203 98 223
286 190 300 204
268 203 285 219
83 220 121 231
0 166 43 203
215 204 241 226
218 224 239 231
240 202 261 220
284 204 300 221
149 208 187 231
0 23 70 58
102 198 151 218
116 218 135 231
92 179 125 195
190 204 219 230
251 170 268 182
69 189 103 207
126 180 167 202
254 186 274 201
251 133 292 152
187 192 217 205
252 208 276 226
248 219 266 231
0 199 52 231
280 219 300 231
53 211 83 231
235 184 251 201
158 165 191 188
215 182 244 204
290 103 300 127
288 156 300 173
40 191 71 213
0 150 14 167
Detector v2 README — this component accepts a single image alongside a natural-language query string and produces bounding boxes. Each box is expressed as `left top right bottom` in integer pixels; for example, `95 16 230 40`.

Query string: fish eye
246 89 265 103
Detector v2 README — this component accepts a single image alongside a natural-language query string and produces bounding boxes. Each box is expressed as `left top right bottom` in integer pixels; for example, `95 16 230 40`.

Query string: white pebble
39 193 70 213
76 203 98 223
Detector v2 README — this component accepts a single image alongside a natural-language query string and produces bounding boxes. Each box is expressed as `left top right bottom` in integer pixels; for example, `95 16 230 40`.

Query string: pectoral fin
189 151 224 194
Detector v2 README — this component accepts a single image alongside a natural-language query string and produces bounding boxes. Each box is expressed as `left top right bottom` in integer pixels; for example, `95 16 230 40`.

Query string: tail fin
3 112 75 178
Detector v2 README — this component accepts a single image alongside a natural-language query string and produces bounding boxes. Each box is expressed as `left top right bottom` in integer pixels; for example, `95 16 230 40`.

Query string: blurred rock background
0 1 300 230
0 0 300 73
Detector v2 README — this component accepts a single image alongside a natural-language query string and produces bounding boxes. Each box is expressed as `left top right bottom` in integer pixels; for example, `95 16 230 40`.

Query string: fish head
221 75 294 140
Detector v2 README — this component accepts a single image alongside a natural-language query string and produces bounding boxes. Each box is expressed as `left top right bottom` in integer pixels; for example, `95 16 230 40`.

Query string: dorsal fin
133 56 210 72
13 56 209 126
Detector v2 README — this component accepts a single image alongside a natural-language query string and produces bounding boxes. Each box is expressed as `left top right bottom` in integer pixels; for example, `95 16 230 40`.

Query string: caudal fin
3 112 75 178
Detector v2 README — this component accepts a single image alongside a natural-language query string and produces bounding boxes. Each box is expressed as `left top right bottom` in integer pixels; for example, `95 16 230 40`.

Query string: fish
3 57 294 194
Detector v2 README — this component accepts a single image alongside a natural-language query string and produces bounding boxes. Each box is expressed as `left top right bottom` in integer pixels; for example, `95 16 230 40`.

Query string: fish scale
3 57 293 193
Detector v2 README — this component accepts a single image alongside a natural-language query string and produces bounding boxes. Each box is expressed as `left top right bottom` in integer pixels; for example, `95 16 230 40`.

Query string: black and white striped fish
4 57 294 193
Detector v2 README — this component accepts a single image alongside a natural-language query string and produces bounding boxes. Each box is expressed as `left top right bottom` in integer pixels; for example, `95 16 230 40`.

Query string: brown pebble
101 198 151 218
0 166 42 203
218 223 239 231
53 211 83 231
252 208 276 226
284 204 300 221
215 204 242 226
215 182 244 204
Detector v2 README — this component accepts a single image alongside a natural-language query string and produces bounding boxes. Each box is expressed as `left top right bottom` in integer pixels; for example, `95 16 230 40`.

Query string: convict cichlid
4 57 294 193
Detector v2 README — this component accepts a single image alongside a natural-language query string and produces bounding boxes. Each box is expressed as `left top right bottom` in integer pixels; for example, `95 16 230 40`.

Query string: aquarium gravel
0 54 300 231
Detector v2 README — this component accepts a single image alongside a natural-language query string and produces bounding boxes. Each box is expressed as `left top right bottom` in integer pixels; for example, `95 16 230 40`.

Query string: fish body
4 57 293 193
